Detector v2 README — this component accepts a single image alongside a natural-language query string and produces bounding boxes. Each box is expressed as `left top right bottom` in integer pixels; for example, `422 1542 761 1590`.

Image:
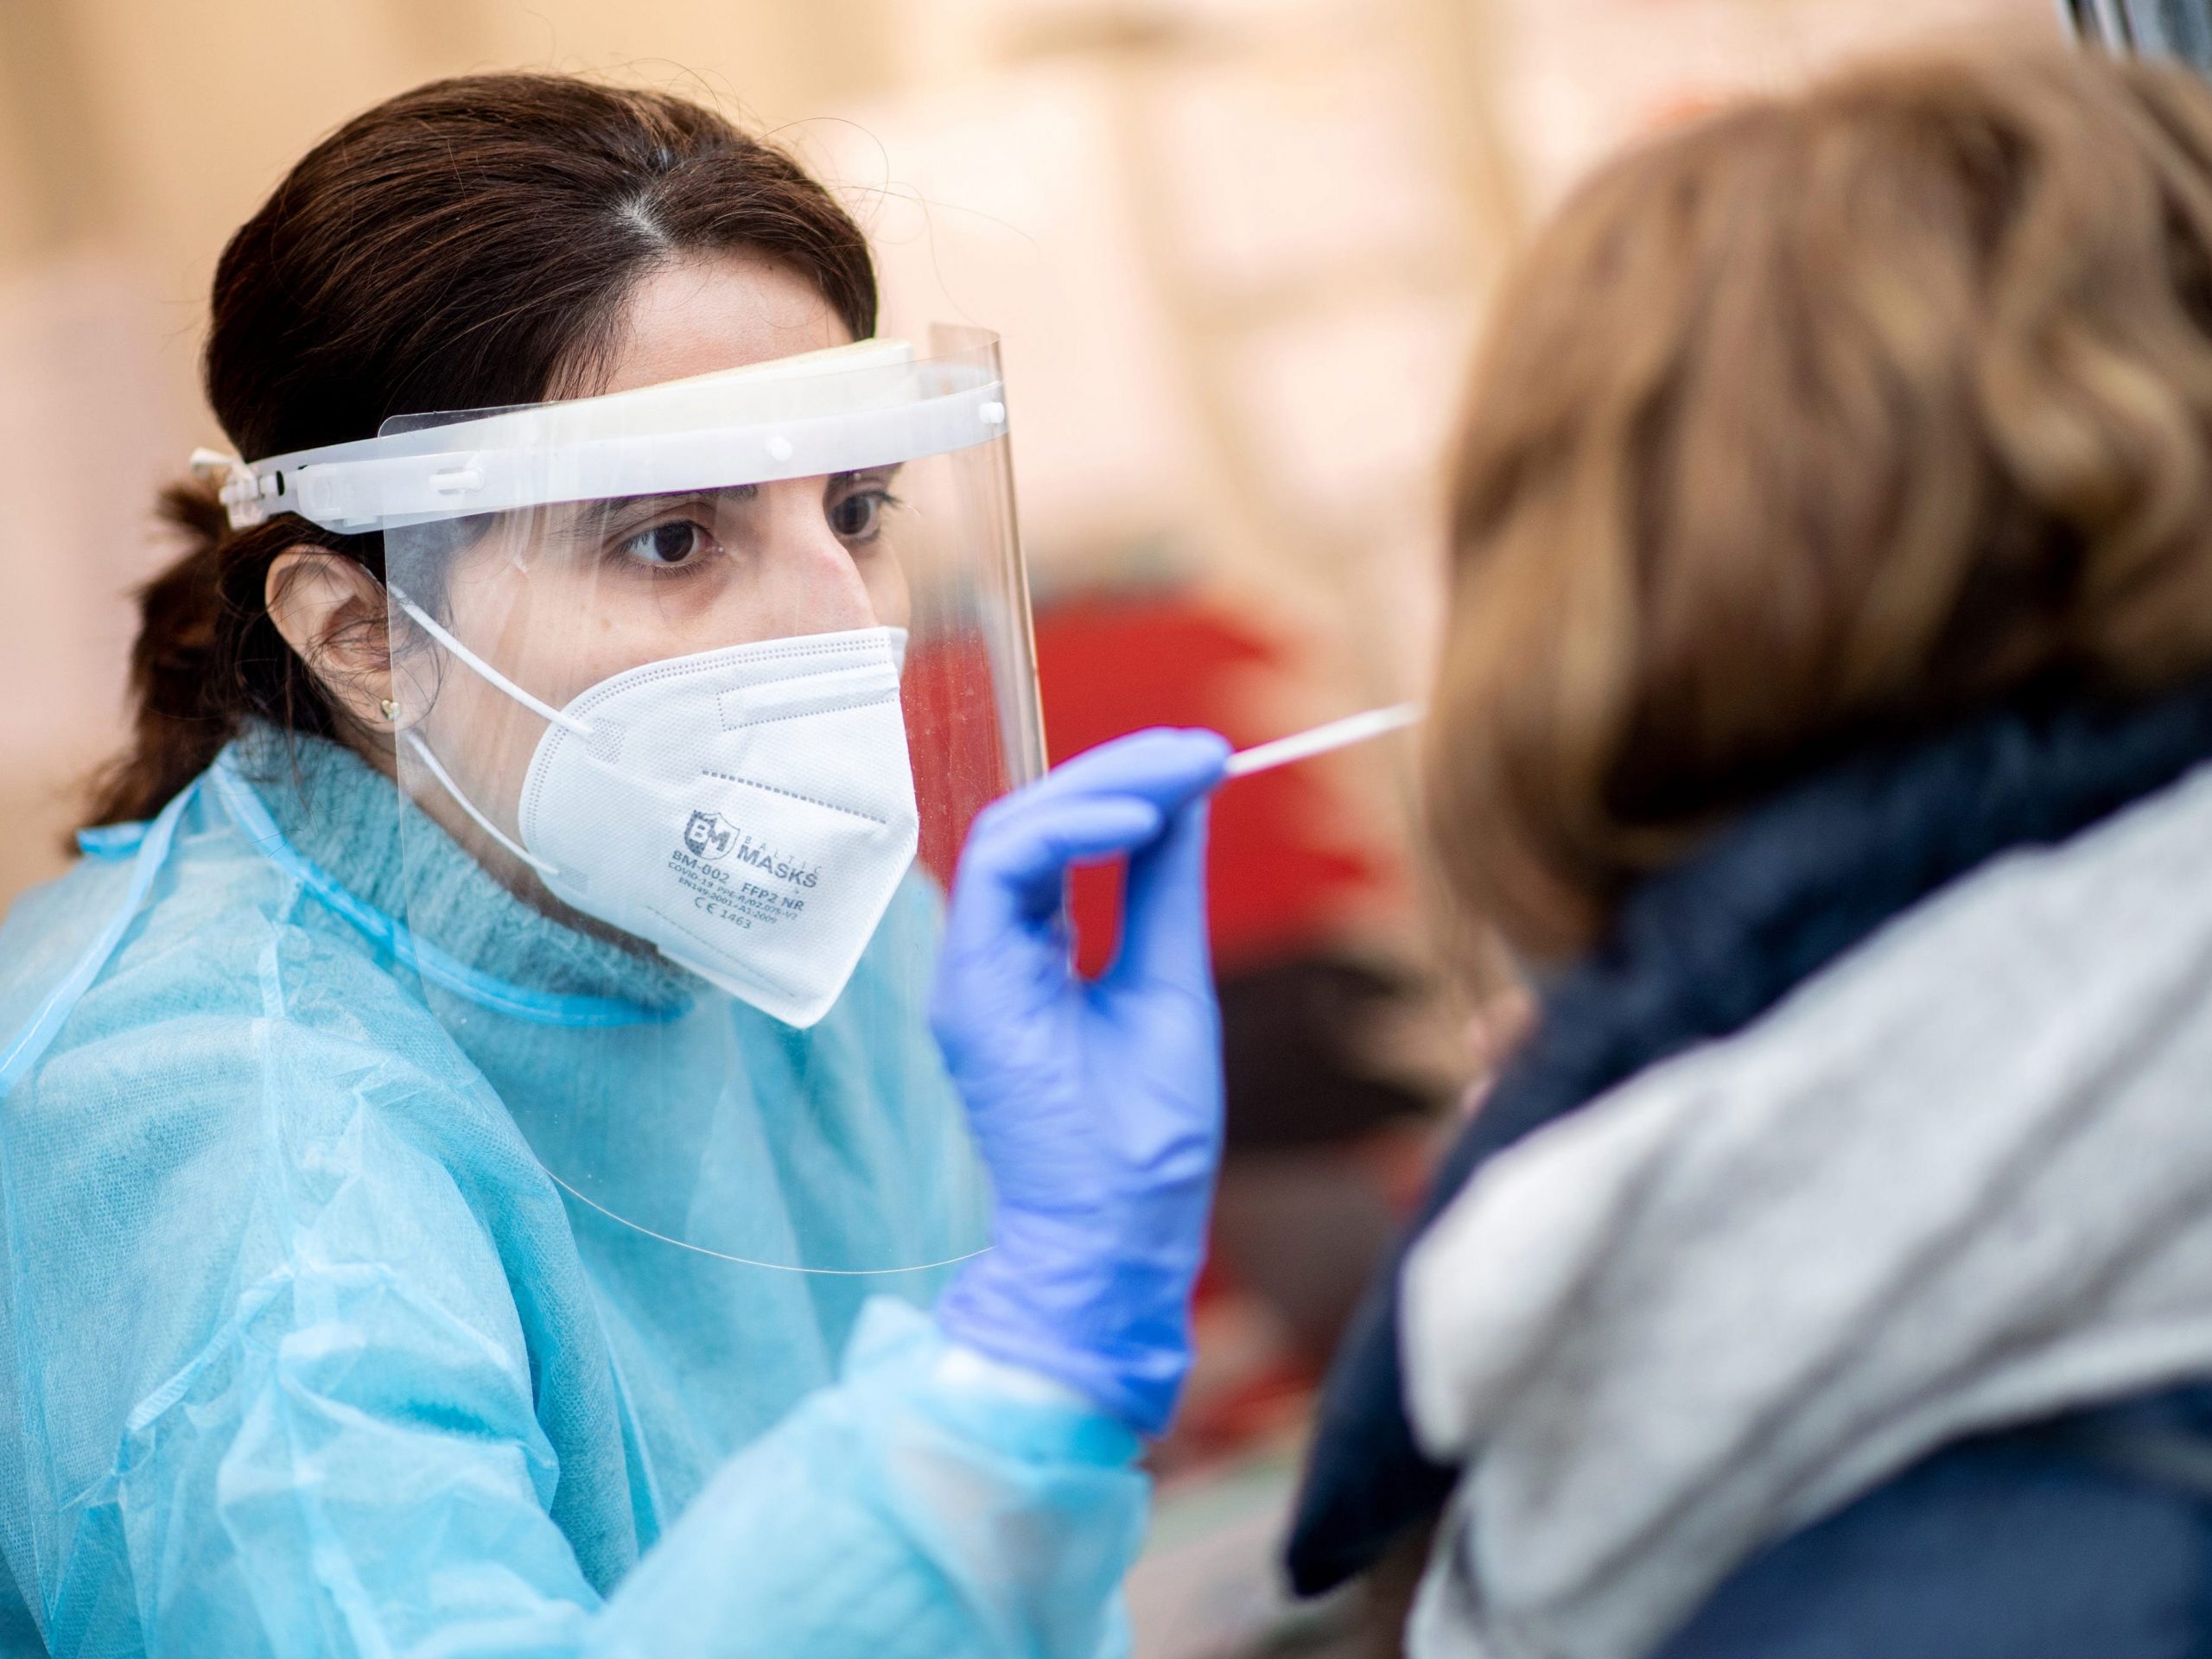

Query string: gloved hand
931 728 1233 1436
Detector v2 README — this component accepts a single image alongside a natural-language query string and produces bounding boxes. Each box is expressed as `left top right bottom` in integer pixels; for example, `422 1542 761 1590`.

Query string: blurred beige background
0 0 2058 921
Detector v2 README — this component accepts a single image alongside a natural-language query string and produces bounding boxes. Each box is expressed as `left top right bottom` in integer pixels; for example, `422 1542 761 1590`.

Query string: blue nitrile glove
931 727 1233 1437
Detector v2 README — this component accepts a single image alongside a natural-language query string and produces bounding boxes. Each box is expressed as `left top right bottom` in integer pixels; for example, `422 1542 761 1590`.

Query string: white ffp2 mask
395 598 920 1028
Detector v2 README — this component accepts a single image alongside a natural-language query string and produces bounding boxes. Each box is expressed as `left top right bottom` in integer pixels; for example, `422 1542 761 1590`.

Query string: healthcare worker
0 73 1230 1657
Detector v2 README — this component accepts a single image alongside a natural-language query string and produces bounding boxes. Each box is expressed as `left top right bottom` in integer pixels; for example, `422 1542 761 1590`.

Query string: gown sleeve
589 1299 1147 1659
121 1250 1145 1659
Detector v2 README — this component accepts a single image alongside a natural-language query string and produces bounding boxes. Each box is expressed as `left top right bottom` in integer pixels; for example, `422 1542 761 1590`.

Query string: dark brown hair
87 73 876 826
1427 47 2212 959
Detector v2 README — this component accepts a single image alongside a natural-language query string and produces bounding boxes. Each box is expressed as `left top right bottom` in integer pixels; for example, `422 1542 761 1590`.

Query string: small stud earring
379 698 400 721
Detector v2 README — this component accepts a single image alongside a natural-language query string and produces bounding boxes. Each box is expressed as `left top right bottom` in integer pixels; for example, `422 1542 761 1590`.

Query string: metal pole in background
2136 0 2212 66
2064 0 2212 69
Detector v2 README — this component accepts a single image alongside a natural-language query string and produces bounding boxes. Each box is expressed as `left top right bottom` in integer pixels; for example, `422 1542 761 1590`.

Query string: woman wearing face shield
0 76 1226 1657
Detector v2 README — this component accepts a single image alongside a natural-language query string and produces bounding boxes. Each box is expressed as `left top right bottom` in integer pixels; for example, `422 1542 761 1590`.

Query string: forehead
594 251 853 396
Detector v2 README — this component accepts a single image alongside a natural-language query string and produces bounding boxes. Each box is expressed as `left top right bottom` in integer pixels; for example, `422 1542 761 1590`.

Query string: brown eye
829 489 891 543
620 519 711 568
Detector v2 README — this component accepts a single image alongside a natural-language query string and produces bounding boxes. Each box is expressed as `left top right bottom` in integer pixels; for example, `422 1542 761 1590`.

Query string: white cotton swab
1222 702 1424 780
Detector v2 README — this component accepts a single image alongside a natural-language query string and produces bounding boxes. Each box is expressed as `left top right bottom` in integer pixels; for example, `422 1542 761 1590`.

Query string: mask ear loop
401 729 562 878
387 585 594 738
385 583 581 879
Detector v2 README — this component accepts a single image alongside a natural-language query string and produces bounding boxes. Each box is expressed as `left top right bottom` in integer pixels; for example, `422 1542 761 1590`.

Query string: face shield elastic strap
200 338 1006 535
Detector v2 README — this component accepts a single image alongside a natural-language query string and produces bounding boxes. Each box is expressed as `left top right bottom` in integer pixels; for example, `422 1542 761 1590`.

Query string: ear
266 548 397 732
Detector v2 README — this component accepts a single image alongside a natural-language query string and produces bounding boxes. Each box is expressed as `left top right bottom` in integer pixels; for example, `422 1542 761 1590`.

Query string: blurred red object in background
1032 592 1395 977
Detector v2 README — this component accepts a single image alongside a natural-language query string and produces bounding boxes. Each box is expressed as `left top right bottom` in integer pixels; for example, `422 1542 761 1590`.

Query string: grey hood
1402 759 2212 1659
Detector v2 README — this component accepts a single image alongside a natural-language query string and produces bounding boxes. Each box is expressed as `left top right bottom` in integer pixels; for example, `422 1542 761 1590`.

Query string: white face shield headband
193 336 1007 535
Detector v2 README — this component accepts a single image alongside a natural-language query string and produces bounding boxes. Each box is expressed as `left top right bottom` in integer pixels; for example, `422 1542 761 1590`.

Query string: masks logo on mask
665 811 827 933
684 810 736 861
671 820 823 889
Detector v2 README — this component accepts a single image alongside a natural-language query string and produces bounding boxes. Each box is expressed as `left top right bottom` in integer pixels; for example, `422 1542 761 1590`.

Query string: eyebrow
560 467 905 541
569 486 753 525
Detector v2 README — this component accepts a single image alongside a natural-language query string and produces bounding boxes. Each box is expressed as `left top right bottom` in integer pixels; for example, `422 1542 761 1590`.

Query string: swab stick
1222 703 1423 780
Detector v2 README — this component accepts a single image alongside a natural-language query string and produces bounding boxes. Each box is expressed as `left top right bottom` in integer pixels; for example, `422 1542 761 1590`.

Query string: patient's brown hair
1430 48 2212 959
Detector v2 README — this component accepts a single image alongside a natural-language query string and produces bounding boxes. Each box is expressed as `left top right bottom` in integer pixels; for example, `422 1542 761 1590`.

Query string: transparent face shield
239 330 1036 1272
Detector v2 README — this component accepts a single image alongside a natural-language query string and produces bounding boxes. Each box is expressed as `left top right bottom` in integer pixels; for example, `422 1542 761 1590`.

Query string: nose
753 478 877 635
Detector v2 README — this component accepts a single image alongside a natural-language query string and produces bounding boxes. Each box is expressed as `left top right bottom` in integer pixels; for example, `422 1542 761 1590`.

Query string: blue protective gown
0 729 1145 1658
